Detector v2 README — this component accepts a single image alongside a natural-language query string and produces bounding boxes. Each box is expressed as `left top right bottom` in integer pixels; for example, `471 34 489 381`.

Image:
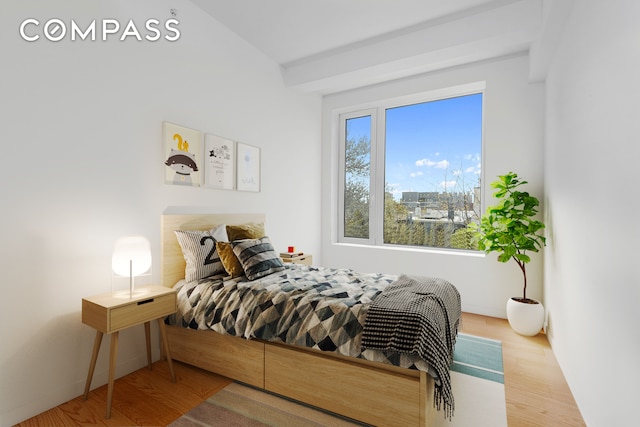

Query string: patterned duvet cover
165 264 437 374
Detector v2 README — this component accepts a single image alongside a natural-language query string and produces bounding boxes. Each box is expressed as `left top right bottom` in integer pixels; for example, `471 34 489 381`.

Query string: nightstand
281 254 313 266
82 286 177 418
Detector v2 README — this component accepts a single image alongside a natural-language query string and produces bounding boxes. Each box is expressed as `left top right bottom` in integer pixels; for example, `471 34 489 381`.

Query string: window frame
337 82 486 250
338 108 377 245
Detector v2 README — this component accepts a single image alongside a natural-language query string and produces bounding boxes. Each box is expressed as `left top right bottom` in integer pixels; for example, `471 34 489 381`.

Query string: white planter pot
506 297 545 336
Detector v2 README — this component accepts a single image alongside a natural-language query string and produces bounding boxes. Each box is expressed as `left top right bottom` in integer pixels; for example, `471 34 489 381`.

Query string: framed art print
163 122 202 186
236 142 260 192
204 134 235 190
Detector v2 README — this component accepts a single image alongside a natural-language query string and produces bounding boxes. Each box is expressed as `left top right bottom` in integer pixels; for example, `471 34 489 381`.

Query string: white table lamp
112 236 151 298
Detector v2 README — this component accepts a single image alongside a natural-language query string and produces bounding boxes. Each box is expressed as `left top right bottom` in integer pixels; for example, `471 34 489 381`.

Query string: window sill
332 242 486 258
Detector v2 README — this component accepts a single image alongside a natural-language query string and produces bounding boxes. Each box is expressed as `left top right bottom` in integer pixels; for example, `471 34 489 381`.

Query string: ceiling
190 0 545 94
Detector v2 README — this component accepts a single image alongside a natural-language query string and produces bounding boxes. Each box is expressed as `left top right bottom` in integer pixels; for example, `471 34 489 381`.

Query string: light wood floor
15 312 585 426
460 312 585 427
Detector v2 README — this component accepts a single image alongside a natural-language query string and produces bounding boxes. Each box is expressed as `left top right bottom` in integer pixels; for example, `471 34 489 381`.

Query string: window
338 84 484 251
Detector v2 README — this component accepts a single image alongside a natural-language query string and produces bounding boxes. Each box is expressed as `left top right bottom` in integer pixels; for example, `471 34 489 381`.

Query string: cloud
415 158 450 169
439 180 457 189
386 183 411 200
409 171 424 178
386 183 401 193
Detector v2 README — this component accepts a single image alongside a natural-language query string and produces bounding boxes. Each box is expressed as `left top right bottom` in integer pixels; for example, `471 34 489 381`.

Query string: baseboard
461 303 507 319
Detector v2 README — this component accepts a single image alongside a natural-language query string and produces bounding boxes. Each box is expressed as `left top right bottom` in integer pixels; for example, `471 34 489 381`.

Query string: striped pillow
232 236 285 281
175 225 228 282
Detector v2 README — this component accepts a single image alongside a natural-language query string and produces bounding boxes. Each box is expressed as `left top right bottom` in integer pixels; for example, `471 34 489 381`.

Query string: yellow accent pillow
226 223 265 241
216 241 245 278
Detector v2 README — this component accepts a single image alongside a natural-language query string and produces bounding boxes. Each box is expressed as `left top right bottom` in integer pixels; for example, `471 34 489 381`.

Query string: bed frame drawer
166 326 265 388
265 344 425 426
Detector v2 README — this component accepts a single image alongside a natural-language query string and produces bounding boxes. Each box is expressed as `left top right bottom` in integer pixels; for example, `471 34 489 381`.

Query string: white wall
544 1 640 425
0 1 321 425
321 55 545 318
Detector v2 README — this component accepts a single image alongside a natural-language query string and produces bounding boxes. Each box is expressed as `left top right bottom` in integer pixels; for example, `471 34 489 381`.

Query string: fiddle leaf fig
470 172 546 300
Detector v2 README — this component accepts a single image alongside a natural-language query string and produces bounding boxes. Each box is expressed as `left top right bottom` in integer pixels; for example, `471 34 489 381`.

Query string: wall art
236 142 260 192
163 122 202 186
204 134 235 190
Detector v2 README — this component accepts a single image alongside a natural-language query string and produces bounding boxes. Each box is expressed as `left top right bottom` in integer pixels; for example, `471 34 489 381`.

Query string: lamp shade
112 236 152 277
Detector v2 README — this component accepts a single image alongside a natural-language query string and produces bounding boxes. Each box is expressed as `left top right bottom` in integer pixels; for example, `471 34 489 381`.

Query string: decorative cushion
174 225 228 282
216 241 245 278
226 223 265 241
232 236 285 281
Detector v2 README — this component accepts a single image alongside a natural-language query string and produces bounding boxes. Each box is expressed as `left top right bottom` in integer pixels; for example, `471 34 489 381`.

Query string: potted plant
471 172 547 336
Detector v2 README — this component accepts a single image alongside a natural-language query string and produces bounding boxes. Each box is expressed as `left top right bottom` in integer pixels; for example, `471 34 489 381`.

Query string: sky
347 93 483 201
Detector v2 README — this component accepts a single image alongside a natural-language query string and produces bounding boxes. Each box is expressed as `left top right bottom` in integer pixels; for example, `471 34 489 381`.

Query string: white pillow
175 224 228 282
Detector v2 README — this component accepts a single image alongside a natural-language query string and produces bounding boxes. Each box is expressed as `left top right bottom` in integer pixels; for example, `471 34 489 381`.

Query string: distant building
401 191 474 212
399 190 479 225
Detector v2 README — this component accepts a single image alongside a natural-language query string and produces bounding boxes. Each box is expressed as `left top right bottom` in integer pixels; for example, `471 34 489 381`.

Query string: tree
383 191 413 244
450 227 476 249
344 134 370 239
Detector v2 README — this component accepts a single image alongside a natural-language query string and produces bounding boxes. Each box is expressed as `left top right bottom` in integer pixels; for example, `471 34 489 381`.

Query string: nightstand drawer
282 254 313 266
110 293 176 332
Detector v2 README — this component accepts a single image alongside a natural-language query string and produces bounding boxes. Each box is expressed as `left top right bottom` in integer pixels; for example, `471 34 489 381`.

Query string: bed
160 213 461 427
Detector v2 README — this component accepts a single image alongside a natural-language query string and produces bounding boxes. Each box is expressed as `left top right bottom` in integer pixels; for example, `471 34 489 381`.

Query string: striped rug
169 334 506 427
451 333 504 383
442 334 506 427
170 382 361 427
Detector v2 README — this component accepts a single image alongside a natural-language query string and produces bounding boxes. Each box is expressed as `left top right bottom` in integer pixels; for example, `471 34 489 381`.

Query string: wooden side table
82 286 177 418
281 254 313 266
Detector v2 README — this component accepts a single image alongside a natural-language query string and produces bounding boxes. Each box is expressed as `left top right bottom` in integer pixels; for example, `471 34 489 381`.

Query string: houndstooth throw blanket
361 274 461 418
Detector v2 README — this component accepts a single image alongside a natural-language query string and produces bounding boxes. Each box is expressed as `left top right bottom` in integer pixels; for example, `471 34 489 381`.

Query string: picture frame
236 142 260 192
163 122 202 187
203 134 235 190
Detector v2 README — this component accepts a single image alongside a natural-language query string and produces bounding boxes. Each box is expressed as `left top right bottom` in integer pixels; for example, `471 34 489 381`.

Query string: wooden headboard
160 213 265 287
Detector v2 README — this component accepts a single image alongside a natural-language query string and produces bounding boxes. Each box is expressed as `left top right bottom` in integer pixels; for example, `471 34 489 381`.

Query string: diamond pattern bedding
166 264 443 373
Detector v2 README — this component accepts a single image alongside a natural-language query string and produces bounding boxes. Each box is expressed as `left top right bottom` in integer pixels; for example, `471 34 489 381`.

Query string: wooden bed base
161 213 436 427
